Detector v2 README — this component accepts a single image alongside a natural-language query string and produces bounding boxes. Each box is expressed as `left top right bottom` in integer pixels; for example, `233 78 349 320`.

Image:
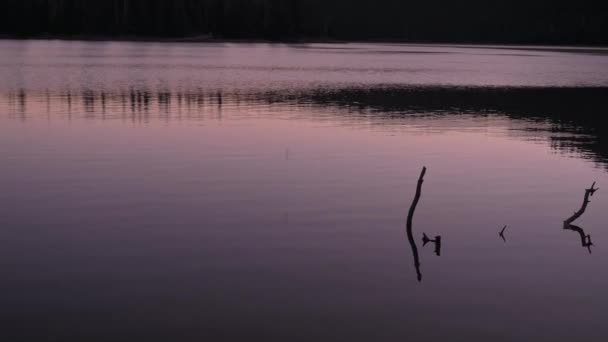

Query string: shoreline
1 34 608 50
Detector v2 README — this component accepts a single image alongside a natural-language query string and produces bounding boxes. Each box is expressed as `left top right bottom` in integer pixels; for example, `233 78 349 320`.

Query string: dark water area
1 40 608 341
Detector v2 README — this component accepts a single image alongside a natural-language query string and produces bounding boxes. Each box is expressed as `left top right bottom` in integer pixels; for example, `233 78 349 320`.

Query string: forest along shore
1 1 607 45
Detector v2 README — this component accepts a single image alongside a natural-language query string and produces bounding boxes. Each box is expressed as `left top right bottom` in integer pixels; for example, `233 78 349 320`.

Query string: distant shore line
1 34 608 50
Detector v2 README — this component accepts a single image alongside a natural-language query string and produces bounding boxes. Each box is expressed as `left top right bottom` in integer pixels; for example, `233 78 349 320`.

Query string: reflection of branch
564 182 598 226
407 167 426 282
566 224 593 254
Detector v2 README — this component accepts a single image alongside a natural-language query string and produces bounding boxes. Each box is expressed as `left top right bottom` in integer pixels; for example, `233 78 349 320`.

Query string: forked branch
563 182 598 253
564 182 598 227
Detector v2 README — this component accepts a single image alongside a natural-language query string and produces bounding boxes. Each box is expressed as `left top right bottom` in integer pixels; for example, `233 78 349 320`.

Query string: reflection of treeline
4 86 607 166
1 0 607 44
295 86 608 167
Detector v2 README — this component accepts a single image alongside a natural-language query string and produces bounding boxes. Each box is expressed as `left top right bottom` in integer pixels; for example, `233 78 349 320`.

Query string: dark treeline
1 0 607 44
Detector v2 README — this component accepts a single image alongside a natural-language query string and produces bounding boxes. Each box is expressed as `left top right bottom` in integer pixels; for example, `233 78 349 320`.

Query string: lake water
1 40 608 341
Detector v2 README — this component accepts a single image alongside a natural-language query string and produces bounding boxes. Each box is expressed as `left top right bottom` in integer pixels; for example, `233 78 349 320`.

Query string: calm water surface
1 40 608 341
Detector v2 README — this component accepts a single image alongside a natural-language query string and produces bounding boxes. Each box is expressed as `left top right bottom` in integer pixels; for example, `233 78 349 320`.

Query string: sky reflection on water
1 40 607 341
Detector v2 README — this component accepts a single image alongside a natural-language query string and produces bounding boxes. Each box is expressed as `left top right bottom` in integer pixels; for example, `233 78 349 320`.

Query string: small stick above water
564 182 598 227
422 233 442 256
563 182 598 253
499 225 507 242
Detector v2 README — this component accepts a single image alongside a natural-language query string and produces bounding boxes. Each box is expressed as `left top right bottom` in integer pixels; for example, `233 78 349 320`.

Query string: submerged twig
406 167 426 282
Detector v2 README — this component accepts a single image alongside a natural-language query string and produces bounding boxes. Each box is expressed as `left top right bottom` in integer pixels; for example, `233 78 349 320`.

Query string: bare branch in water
563 182 598 253
407 167 426 282
564 182 598 226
